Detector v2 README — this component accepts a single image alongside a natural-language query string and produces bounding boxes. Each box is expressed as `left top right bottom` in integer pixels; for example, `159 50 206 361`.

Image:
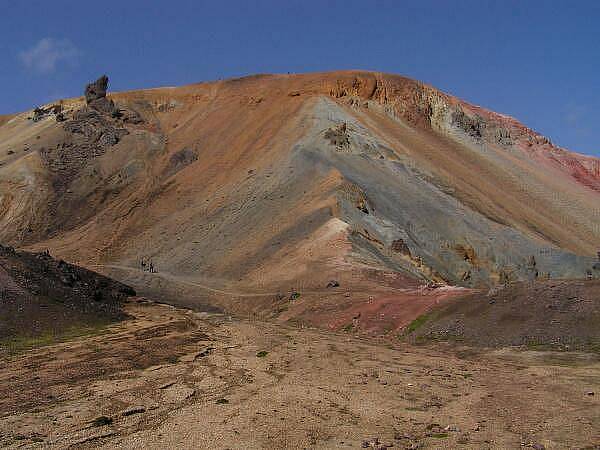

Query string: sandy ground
0 299 598 449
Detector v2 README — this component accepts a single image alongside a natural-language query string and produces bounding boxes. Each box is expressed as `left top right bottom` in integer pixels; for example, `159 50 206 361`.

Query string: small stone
89 416 112 427
393 432 414 440
362 437 380 448
194 347 214 360
121 406 145 417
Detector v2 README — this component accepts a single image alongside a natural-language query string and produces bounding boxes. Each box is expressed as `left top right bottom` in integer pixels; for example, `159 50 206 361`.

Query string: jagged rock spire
85 75 109 104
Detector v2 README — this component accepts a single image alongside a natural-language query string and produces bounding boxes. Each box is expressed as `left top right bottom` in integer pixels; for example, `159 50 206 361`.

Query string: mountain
1 71 599 329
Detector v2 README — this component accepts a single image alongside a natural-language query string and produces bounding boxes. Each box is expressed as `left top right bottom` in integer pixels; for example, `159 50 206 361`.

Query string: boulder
85 75 109 103
85 75 116 114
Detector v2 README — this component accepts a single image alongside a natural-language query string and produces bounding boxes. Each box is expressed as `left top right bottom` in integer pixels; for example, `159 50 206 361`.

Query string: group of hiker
140 256 157 273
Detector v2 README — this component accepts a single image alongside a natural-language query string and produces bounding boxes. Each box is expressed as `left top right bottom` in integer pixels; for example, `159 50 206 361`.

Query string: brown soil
0 115 14 128
0 300 598 449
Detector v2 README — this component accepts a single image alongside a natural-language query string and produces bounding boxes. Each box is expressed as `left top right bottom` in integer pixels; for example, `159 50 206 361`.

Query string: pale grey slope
296 97 594 285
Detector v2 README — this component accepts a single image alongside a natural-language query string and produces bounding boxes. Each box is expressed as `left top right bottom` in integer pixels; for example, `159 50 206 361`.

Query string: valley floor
0 299 598 449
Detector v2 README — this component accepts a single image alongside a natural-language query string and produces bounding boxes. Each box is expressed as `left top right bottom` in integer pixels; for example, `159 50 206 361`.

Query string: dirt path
93 263 421 298
93 264 288 297
0 299 598 449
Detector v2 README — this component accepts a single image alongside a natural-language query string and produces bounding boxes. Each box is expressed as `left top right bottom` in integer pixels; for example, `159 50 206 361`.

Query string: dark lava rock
98 128 128 147
90 416 113 427
85 75 116 114
43 107 128 193
324 122 351 150
117 106 144 124
164 148 198 178
451 107 485 140
121 406 146 417
0 245 135 344
91 97 117 114
32 107 47 122
85 75 109 103
391 238 412 256
32 104 63 122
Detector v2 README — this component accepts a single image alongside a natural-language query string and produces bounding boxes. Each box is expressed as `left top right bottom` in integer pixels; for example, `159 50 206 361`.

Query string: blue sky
1 0 598 156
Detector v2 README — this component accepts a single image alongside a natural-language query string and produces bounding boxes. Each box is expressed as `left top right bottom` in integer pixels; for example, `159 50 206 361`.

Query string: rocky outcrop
163 147 198 179
39 107 129 193
338 182 372 215
324 123 351 151
85 75 117 114
38 77 132 193
32 104 63 122
85 75 109 103
391 239 411 256
451 107 485 140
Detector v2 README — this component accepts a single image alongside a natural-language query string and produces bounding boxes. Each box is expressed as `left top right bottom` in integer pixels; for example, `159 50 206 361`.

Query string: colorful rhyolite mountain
0 71 598 328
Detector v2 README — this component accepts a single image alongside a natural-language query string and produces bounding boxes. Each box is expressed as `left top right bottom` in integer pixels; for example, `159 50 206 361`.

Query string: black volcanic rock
0 244 134 344
85 75 116 114
85 75 109 103
31 104 63 122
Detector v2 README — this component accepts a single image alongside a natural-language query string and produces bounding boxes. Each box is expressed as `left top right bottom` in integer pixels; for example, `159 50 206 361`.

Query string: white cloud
19 38 81 74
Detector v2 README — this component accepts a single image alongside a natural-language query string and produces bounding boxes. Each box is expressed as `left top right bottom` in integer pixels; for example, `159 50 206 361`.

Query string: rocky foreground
0 299 598 449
